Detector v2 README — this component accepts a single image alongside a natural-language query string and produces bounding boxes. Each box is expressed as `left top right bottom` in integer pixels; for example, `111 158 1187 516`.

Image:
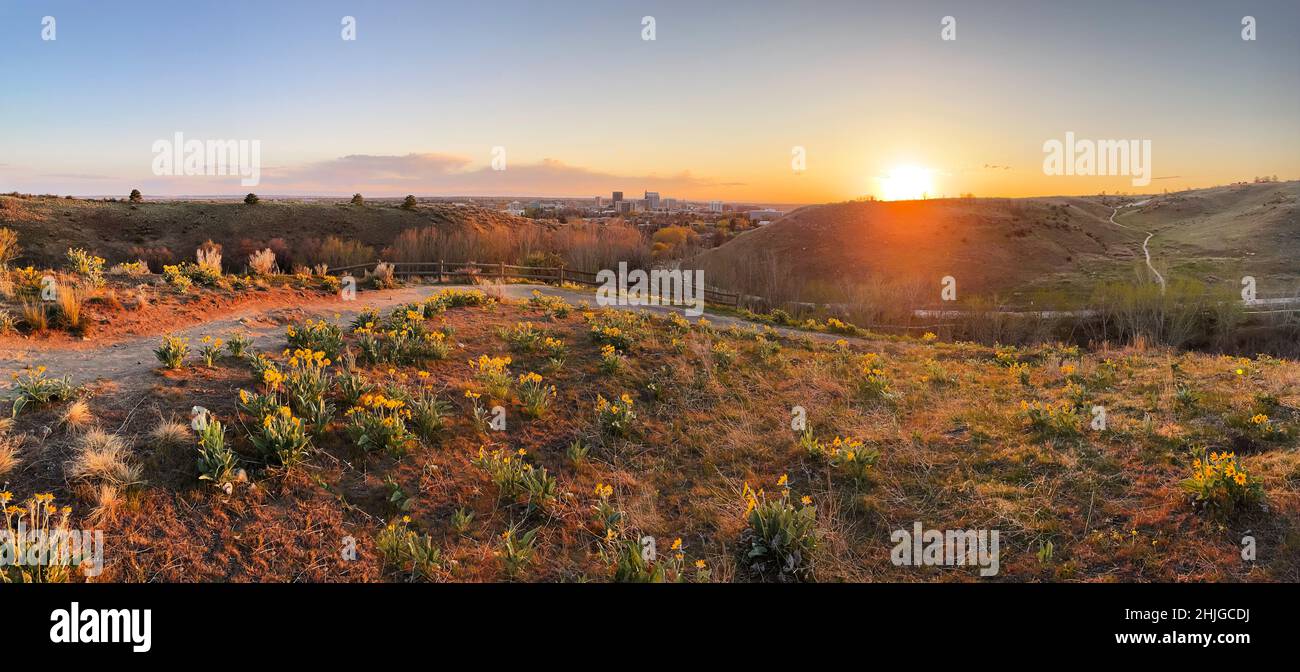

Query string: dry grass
88 483 123 525
0 435 21 479
67 428 141 486
20 299 48 332
149 418 191 447
56 283 89 331
59 398 94 431
248 248 278 275
3 293 1297 583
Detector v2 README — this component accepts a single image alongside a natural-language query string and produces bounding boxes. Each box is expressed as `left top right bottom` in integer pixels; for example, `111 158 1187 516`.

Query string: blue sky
1 0 1297 200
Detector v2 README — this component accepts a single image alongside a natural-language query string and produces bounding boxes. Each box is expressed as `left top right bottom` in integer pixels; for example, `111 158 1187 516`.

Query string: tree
244 193 260 205
351 193 364 206
401 195 417 210
128 189 143 203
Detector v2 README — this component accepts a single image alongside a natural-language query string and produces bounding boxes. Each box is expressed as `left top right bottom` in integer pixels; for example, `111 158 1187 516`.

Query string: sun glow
878 165 935 201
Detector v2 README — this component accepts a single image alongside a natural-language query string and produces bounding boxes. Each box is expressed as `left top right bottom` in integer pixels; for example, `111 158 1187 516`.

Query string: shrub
0 492 78 582
128 189 143 203
64 248 105 287
401 195 417 210
827 436 879 484
741 481 817 582
501 321 542 352
8 366 76 416
350 193 364 205
409 386 450 443
161 264 192 291
1181 451 1263 515
369 262 397 289
225 333 253 358
196 418 238 491
197 336 223 367
195 240 223 276
345 393 415 455
285 319 343 360
247 248 278 275
595 393 636 436
1019 400 1083 439
497 524 539 579
153 334 189 369
249 405 311 466
377 518 442 581
302 235 374 269
0 227 19 269
468 354 513 401
108 260 150 277
244 193 259 205
516 372 555 418
599 344 623 373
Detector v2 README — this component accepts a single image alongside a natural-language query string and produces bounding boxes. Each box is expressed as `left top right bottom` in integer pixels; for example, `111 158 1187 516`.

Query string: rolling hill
687 181 1300 305
0 195 538 271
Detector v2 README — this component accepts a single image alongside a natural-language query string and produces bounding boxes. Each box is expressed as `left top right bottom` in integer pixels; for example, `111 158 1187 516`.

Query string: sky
1 0 1298 202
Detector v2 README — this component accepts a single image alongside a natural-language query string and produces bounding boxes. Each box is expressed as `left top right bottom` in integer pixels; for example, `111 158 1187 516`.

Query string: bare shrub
196 239 223 274
300 235 375 269
367 262 396 289
248 248 278 275
130 246 174 273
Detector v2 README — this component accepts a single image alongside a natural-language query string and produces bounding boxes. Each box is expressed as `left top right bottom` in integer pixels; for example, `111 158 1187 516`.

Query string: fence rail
326 260 741 308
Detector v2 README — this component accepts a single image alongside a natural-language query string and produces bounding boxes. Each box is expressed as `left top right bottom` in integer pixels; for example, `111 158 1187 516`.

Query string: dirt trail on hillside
0 284 848 387
1108 203 1166 291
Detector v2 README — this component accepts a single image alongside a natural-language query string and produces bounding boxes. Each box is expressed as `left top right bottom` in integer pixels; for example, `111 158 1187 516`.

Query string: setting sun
879 165 935 201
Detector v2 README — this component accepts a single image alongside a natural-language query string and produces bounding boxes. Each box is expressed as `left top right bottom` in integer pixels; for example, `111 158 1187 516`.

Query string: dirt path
0 283 852 387
1108 203 1166 291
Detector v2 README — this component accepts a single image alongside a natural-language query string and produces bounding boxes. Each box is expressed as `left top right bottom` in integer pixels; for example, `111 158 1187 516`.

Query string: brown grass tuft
0 435 21 479
88 483 123 525
149 418 191 447
60 399 94 431
68 429 141 486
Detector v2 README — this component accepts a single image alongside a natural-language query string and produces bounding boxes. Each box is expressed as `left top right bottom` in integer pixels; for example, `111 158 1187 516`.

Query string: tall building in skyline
612 191 623 203
645 191 661 210
708 200 723 212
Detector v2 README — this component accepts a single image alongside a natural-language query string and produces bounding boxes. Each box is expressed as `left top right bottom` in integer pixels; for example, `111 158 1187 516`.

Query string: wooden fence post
557 267 564 285
438 260 444 284
498 262 505 280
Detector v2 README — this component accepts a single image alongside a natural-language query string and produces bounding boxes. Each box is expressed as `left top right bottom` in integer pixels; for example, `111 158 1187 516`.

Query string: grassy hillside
688 182 1300 305
2 288 1297 582
0 195 538 271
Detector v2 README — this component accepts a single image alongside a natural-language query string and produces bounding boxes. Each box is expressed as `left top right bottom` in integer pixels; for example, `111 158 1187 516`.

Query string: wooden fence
326 260 742 308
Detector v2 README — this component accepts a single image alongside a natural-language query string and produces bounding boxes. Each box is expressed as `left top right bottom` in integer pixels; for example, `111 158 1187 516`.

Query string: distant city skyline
2 0 1297 201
